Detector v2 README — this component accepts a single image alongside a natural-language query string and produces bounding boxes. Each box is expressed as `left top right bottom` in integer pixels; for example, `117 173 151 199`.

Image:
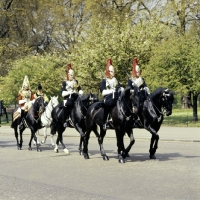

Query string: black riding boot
63 106 71 128
19 109 27 130
103 105 111 130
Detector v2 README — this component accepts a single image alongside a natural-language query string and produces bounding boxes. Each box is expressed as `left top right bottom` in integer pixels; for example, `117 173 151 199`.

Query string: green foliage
144 33 200 96
66 16 166 92
0 54 67 106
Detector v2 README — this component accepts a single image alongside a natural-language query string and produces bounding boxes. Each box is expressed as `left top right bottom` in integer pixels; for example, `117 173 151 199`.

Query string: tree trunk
181 92 192 109
192 95 198 121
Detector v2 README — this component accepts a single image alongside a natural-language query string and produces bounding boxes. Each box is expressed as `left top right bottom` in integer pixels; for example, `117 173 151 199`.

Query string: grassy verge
1 108 200 127
163 108 200 127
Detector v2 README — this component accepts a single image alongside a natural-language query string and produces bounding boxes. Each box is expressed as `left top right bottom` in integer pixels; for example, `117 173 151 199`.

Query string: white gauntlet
102 89 114 97
62 91 72 97
79 90 84 95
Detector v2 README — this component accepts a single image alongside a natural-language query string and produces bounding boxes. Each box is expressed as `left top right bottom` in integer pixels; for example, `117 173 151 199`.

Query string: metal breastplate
132 77 144 87
66 80 78 92
21 90 31 100
106 77 118 89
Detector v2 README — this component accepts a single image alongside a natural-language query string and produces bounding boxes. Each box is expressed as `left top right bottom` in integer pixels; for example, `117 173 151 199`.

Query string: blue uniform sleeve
61 81 66 93
100 79 106 93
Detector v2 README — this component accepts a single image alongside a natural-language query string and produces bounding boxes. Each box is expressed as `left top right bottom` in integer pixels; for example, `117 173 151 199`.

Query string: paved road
0 126 200 200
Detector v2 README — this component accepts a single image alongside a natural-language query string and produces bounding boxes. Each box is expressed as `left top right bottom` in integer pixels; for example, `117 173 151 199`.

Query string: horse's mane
120 86 131 99
150 87 166 99
80 94 90 101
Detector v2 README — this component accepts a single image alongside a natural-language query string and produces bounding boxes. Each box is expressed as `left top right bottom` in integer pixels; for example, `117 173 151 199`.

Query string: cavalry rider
128 57 150 97
61 64 84 127
34 84 49 106
18 75 35 129
100 58 122 130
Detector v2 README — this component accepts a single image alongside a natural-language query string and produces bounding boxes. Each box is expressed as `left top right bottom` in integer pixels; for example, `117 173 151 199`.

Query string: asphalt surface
1 125 200 142
0 126 200 200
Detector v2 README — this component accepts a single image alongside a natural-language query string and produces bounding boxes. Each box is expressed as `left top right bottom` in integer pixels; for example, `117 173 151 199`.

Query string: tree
144 32 200 120
0 53 66 106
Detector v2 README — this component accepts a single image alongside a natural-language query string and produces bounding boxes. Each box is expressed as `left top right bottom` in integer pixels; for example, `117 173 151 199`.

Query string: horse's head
119 86 141 115
89 93 99 105
130 86 146 114
50 96 59 108
34 96 45 114
161 88 174 116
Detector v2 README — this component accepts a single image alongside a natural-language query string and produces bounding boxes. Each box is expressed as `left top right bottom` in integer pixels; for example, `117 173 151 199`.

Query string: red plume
132 58 138 77
106 58 112 77
66 63 72 80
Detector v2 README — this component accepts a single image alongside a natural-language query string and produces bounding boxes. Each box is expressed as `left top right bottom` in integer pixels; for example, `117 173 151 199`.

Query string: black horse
70 93 99 154
132 87 174 159
50 93 98 155
11 96 45 151
83 86 143 163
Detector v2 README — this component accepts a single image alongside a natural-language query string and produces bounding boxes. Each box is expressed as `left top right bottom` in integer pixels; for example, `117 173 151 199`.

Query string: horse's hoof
28 147 32 151
103 155 109 161
84 153 90 159
52 145 55 148
79 150 83 155
63 149 70 154
118 158 125 163
37 149 42 152
149 155 156 159
54 149 59 153
41 141 45 144
118 155 125 163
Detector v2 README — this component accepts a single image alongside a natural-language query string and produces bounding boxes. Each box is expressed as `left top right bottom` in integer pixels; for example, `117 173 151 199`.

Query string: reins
119 96 134 121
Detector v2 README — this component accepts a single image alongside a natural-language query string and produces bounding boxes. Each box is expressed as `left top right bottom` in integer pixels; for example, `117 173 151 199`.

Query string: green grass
163 108 200 127
1 108 200 127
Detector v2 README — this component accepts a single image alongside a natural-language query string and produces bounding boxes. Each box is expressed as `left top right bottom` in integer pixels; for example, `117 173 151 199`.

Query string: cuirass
66 80 78 92
106 77 118 89
21 90 31 99
132 77 144 87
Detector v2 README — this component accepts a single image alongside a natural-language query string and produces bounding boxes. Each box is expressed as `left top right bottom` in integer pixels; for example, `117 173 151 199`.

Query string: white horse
33 96 59 147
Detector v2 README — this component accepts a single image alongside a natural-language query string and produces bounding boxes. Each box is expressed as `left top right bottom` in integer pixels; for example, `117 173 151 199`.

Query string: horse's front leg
79 136 84 155
57 128 69 155
54 136 59 153
73 122 85 155
98 127 109 161
18 126 25 150
50 134 55 147
115 128 126 163
122 129 135 159
34 130 42 152
83 128 92 159
41 127 47 144
29 127 41 152
149 130 159 159
14 126 20 150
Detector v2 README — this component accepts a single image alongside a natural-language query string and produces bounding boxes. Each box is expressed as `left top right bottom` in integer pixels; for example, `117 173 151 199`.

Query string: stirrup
103 123 109 130
19 123 23 130
63 122 68 128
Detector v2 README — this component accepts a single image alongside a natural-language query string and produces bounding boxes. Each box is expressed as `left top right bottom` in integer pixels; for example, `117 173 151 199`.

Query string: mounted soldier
34 84 49 106
61 64 84 127
18 76 35 129
99 58 123 130
128 57 150 98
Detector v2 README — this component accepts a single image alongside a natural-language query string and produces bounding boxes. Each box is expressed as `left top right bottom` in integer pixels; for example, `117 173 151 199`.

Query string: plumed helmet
66 63 75 80
106 58 114 78
22 75 30 89
132 57 141 77
37 84 42 90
